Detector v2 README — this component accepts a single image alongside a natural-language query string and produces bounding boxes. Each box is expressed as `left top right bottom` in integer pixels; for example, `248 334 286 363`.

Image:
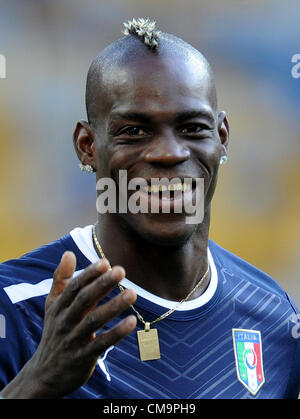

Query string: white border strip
4 278 53 305
119 248 217 310
3 269 86 305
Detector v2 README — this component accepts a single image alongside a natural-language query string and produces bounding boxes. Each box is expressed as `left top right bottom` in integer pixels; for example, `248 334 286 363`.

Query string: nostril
144 144 190 166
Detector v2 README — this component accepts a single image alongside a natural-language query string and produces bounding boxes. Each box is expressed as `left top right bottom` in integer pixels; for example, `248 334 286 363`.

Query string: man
0 18 299 399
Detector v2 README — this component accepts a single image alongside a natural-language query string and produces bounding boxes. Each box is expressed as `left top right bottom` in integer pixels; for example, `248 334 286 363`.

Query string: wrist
1 361 64 399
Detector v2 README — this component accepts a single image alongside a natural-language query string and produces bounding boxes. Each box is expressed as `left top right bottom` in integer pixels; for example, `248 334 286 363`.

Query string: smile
142 181 192 194
96 171 204 224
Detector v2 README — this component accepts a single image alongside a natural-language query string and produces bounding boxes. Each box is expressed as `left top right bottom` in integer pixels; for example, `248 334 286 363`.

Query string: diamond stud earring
79 163 94 173
220 155 228 165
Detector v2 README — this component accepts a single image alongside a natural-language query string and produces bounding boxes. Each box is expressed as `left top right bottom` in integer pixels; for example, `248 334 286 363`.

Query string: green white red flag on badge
232 329 265 395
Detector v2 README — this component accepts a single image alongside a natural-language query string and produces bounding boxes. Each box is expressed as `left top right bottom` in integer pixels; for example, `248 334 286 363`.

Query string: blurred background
0 0 299 306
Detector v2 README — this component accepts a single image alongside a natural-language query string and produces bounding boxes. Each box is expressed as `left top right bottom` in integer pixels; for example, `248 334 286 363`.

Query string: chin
124 213 201 248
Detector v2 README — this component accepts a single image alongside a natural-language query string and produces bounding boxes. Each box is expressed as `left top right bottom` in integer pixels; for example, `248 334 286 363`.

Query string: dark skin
1 256 137 398
75 54 229 300
0 48 228 398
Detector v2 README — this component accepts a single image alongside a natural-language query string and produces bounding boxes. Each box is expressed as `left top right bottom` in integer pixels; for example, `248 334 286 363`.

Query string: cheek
190 140 222 203
95 132 139 177
105 146 142 178
191 139 222 172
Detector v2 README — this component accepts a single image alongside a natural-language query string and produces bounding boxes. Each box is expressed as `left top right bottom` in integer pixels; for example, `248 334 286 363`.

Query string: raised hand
1 252 137 398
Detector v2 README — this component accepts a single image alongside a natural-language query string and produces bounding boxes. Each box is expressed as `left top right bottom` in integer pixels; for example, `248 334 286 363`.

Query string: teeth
143 182 192 193
182 182 192 191
168 184 177 191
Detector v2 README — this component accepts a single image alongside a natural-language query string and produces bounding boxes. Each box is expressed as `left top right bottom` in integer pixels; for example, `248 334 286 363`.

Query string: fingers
46 251 77 310
86 315 137 360
73 288 137 339
65 265 127 324
57 251 77 280
47 254 137 360
39 253 137 395
55 258 111 311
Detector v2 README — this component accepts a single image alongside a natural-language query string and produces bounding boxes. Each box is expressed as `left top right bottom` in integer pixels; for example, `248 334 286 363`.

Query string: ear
217 111 229 154
73 120 97 170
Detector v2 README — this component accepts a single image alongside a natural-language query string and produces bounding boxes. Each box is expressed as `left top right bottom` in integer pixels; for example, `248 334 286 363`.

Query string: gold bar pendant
137 322 161 361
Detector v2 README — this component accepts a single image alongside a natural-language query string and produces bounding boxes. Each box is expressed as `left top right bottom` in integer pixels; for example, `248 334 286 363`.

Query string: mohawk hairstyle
122 18 161 50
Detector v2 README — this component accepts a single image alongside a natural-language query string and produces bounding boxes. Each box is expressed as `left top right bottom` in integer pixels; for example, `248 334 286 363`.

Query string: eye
119 126 148 136
180 123 210 134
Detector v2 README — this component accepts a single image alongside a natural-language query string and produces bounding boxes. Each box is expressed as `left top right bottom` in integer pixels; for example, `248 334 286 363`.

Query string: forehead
100 54 215 119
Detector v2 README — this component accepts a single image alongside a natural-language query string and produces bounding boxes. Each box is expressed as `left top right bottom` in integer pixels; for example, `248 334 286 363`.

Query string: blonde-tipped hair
123 18 160 50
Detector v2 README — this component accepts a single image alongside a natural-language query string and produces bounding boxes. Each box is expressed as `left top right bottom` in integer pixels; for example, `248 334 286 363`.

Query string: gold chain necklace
92 224 209 361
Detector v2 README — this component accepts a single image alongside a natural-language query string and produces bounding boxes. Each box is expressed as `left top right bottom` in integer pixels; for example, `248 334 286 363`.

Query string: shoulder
0 226 93 307
0 226 92 288
208 239 298 310
0 226 93 383
0 235 67 289
209 240 300 398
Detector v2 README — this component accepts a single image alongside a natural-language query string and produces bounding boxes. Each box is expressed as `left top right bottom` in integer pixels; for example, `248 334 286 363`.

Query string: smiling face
75 38 229 246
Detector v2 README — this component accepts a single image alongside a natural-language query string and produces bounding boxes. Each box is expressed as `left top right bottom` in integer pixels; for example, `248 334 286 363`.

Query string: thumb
46 251 77 310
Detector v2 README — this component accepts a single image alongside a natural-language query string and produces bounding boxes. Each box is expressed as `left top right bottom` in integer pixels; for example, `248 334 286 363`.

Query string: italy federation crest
232 329 265 395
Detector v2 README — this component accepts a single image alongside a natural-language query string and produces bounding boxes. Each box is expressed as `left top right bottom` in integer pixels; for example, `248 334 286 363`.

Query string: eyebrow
109 111 153 125
108 108 216 126
174 109 216 124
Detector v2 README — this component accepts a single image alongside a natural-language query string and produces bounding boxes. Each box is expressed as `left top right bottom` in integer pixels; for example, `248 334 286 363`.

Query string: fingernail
122 290 133 303
95 261 103 270
126 315 137 328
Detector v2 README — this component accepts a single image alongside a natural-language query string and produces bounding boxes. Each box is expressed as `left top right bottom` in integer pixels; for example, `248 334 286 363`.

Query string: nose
143 131 190 166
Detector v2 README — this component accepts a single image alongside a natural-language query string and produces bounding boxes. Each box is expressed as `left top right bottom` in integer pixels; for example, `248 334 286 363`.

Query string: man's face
94 54 228 245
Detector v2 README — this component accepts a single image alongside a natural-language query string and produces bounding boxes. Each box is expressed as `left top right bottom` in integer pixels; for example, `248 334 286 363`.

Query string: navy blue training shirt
0 226 299 399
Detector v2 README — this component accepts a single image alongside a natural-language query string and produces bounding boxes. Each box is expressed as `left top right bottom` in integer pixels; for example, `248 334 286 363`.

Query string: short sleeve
0 289 31 390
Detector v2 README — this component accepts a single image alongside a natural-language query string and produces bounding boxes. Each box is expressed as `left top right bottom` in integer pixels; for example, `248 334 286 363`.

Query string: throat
94 218 210 301
120 245 210 302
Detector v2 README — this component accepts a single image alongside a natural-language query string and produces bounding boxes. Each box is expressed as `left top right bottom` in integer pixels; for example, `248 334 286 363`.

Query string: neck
95 212 211 301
